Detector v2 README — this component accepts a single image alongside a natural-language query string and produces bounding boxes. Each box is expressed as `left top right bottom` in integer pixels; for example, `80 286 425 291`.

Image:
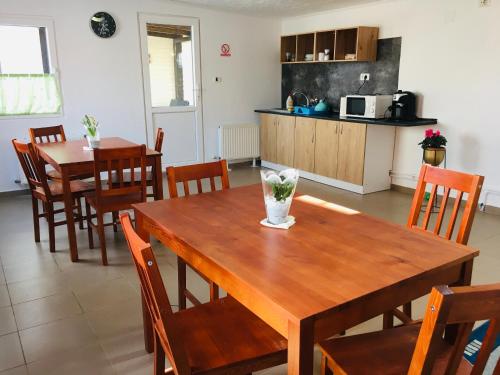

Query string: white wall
1 0 281 192
282 0 500 207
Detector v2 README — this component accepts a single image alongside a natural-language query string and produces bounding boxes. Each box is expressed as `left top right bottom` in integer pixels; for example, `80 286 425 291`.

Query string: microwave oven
340 95 392 119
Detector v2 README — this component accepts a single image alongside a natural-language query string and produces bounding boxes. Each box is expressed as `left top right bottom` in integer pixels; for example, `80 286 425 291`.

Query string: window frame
0 15 63 119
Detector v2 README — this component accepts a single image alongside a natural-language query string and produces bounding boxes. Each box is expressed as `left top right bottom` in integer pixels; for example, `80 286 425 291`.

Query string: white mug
318 52 325 61
324 54 330 61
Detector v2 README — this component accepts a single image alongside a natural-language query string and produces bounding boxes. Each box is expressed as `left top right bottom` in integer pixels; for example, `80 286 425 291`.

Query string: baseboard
0 189 29 197
390 184 415 195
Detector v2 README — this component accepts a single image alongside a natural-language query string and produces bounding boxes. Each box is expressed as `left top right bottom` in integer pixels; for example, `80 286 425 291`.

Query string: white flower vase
86 131 100 149
261 169 299 225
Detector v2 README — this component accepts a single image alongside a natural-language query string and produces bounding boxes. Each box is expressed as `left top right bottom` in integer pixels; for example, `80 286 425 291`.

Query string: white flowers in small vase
261 169 299 226
81 115 100 149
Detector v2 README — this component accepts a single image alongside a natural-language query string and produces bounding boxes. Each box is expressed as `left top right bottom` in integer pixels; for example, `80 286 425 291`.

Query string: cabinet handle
335 124 338 134
340 124 343 135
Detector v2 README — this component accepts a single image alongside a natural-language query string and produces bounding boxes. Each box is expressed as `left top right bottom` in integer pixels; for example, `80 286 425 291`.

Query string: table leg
288 319 314 375
153 156 163 200
61 166 78 262
135 211 154 353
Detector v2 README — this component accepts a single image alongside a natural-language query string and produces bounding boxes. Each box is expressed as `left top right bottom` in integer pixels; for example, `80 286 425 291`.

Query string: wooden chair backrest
29 125 66 144
407 164 484 245
93 145 147 203
120 213 191 375
409 283 500 375
154 128 164 153
12 139 51 197
167 160 230 198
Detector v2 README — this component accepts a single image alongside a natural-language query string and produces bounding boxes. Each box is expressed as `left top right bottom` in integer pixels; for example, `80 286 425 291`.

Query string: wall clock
90 12 116 38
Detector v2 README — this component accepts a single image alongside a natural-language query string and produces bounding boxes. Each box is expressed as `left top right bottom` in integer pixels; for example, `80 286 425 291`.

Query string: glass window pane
146 23 194 108
0 26 47 74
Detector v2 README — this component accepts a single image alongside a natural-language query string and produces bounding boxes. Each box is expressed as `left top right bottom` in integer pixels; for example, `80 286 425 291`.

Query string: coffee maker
391 90 416 120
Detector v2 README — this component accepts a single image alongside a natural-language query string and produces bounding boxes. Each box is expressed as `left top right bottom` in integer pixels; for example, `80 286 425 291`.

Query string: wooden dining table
36 137 163 262
132 184 478 375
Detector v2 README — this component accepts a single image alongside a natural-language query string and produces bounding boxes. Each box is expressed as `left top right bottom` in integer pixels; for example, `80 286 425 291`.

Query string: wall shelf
281 26 378 64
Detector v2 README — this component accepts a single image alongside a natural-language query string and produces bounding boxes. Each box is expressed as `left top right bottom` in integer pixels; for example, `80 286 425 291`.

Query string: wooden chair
166 160 230 309
84 145 147 265
384 164 484 329
112 128 164 199
29 125 94 181
120 212 287 375
320 283 500 375
12 139 93 252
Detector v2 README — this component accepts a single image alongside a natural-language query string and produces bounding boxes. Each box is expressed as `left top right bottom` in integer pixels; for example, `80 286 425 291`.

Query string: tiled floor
0 165 499 374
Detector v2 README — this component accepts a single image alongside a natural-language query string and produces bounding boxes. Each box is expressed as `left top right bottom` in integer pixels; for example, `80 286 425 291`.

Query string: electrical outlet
479 0 491 7
360 73 370 81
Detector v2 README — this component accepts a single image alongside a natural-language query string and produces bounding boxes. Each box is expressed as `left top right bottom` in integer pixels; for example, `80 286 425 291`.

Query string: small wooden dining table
36 137 163 262
133 184 478 375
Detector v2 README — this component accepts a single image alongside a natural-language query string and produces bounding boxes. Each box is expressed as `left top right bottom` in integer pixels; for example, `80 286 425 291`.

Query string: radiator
218 124 260 161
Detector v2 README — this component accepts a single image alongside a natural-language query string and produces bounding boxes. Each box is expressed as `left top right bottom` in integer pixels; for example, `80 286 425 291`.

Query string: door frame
137 12 204 164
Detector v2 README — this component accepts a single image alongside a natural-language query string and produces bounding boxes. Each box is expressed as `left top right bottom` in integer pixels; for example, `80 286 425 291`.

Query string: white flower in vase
261 169 299 225
81 114 100 149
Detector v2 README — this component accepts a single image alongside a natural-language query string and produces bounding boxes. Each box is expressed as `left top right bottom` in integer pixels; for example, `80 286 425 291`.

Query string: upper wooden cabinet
294 117 316 173
260 114 277 163
280 26 378 63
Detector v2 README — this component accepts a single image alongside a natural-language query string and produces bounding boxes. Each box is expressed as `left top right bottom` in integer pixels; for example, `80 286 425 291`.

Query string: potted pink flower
419 128 447 166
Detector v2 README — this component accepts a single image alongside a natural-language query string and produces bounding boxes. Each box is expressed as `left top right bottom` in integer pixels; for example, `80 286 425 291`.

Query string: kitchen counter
255 109 437 127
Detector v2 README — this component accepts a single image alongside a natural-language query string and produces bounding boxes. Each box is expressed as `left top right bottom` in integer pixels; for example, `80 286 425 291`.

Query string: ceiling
174 0 386 17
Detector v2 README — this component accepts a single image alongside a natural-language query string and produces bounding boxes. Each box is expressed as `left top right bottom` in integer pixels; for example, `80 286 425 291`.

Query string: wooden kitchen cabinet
260 114 277 163
314 120 339 179
336 121 367 185
294 117 316 172
276 115 295 166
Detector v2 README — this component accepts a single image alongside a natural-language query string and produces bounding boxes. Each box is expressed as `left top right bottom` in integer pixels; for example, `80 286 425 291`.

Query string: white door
139 13 204 166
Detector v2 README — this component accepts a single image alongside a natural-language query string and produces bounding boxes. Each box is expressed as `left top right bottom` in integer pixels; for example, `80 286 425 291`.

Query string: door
260 114 277 163
314 120 339 179
139 13 203 166
294 117 316 172
276 116 295 166
337 121 366 185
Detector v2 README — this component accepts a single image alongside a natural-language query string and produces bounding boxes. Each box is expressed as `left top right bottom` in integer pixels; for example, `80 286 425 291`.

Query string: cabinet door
337 122 367 185
260 114 277 163
294 117 316 172
314 120 339 179
276 116 295 166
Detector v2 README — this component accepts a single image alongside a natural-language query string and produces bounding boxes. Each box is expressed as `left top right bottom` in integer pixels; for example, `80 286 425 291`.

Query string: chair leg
403 302 412 320
86 201 94 249
76 197 84 230
210 282 219 302
96 210 108 266
383 311 394 329
320 355 333 375
112 211 118 233
177 257 187 310
32 196 40 243
46 202 56 253
154 331 166 375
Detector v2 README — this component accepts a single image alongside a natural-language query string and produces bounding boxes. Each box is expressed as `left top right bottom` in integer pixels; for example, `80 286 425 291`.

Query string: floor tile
74 277 139 313
3 259 60 284
0 286 10 307
86 299 143 339
0 365 28 375
7 273 70 305
0 307 17 336
27 343 114 375
13 292 82 330
19 315 97 363
0 333 25 372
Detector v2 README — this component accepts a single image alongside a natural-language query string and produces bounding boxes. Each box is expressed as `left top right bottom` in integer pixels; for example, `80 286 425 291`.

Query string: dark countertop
255 109 437 127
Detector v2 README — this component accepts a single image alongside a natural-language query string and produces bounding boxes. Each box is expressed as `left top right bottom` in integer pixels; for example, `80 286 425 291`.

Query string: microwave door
346 97 366 117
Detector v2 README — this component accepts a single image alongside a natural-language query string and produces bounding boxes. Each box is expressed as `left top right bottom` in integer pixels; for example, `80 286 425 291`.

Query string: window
0 19 61 116
146 23 194 107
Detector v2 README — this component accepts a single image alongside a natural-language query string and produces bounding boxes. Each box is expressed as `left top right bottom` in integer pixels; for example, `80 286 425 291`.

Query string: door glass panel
146 23 194 108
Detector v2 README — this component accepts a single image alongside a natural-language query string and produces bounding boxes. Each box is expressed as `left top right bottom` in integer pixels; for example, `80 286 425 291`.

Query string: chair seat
319 324 473 375
166 296 287 374
36 180 95 198
84 191 143 212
